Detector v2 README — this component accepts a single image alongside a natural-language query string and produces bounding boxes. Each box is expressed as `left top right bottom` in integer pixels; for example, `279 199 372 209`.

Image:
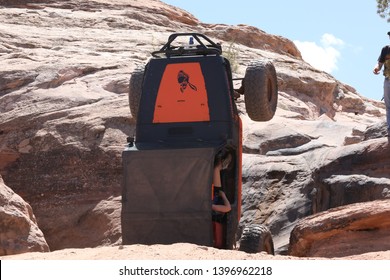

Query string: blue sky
162 0 389 101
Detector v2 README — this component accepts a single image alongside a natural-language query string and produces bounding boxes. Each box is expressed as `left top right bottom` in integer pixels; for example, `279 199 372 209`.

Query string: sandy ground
1 243 390 260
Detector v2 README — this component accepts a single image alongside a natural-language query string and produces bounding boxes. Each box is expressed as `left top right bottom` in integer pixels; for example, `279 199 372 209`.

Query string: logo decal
177 70 197 93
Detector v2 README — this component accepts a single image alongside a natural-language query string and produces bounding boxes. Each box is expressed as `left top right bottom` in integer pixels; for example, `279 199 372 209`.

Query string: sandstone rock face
288 200 390 258
0 175 49 255
0 0 389 257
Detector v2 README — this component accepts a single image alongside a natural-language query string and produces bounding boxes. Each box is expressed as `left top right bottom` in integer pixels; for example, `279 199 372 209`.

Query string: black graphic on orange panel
177 70 198 93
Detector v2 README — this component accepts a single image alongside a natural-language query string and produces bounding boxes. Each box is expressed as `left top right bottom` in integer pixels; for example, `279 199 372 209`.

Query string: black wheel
239 224 274 255
129 67 144 121
243 60 278 121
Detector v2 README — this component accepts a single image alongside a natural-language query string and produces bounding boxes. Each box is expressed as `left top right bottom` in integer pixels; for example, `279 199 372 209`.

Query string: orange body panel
212 221 224 249
237 116 243 221
153 63 210 123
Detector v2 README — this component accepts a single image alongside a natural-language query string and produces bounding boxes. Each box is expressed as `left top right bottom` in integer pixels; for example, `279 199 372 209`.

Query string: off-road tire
129 67 144 121
239 224 274 255
243 60 278 121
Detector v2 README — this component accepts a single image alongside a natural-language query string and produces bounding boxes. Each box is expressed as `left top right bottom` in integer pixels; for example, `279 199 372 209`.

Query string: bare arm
212 191 231 213
213 163 222 186
374 62 383 75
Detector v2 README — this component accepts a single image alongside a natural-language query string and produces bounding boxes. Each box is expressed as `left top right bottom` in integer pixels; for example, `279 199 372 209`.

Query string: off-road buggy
122 33 277 253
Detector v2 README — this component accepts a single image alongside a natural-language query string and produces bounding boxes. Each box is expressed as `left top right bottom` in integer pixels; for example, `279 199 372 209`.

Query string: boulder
0 175 49 256
288 200 390 258
312 139 390 213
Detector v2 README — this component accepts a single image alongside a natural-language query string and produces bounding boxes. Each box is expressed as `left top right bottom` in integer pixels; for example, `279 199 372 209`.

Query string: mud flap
121 147 215 246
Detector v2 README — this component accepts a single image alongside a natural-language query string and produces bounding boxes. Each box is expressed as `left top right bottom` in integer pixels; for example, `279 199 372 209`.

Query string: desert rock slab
0 176 49 256
288 199 390 258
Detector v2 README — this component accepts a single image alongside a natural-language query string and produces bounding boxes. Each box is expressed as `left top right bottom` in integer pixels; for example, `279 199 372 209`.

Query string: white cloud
294 33 345 73
321 33 344 47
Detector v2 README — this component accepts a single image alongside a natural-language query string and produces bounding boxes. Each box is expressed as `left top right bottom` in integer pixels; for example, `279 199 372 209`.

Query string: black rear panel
121 147 215 246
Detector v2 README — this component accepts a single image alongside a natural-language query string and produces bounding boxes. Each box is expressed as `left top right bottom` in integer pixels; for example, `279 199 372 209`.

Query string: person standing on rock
373 31 390 138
